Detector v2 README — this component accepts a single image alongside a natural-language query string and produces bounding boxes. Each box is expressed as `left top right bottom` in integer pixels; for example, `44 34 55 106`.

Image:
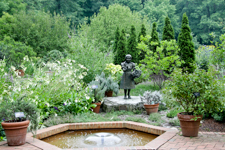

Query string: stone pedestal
102 96 144 112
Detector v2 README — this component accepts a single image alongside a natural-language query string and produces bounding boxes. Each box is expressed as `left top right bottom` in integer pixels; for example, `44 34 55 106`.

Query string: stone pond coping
0 121 178 150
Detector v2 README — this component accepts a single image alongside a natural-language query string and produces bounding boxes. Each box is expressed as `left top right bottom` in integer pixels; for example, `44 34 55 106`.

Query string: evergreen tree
149 22 160 53
114 29 127 65
138 24 146 43
178 13 196 73
162 16 175 41
162 16 175 57
113 27 120 53
138 24 147 62
127 25 138 63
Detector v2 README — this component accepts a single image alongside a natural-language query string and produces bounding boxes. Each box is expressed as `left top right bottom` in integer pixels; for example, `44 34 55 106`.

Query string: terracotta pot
15 69 25 77
177 113 203 137
1 120 30 146
92 102 101 113
144 103 159 115
105 91 113 97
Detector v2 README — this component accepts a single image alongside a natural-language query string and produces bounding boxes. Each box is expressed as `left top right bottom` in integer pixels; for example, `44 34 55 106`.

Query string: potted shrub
163 68 225 137
90 72 119 97
0 96 39 146
140 91 162 115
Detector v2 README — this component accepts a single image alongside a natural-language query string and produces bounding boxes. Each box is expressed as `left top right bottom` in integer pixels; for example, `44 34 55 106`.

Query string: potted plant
0 96 39 146
163 68 225 137
140 91 162 115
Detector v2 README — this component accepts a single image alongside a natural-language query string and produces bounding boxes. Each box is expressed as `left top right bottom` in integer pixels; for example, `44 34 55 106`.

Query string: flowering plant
0 58 92 121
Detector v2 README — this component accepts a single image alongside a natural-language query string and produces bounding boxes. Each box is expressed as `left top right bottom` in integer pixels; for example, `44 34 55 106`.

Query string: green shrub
166 109 183 118
0 11 70 57
212 111 225 122
0 36 36 69
158 104 167 111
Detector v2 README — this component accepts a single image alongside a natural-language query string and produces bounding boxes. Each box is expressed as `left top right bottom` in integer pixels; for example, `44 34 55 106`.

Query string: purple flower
54 107 59 111
3 119 5 121
63 103 65 106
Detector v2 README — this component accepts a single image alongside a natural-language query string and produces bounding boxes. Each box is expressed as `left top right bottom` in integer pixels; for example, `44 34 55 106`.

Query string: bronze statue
120 54 141 99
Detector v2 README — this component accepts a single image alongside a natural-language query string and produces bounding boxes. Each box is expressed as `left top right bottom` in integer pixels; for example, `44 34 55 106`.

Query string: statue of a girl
120 54 136 99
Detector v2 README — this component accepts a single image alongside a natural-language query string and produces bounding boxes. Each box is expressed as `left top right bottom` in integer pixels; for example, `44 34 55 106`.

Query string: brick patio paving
159 132 225 150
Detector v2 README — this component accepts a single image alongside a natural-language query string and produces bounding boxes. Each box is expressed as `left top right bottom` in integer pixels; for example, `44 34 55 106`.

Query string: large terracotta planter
144 103 159 115
92 102 101 113
177 113 203 137
1 120 30 146
105 91 113 97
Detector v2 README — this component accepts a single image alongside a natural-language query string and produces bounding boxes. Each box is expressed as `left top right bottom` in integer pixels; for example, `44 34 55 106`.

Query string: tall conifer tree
162 16 175 57
127 25 138 63
113 27 120 53
114 29 127 65
149 22 160 53
138 24 146 43
162 16 175 41
178 13 196 73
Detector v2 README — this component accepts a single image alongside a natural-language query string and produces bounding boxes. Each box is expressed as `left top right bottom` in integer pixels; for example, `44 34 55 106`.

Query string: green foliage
148 113 165 126
196 46 212 71
212 110 225 122
0 11 70 57
127 25 138 63
114 29 127 65
162 16 175 41
128 83 160 96
149 22 160 53
138 24 147 62
83 4 150 49
140 0 179 37
125 116 147 123
43 112 122 127
0 0 26 17
113 27 120 53
0 36 36 69
210 34 225 70
169 119 180 126
113 0 143 12
111 110 134 116
138 24 147 43
103 63 123 84
158 103 167 111
88 72 119 102
163 67 225 115
176 0 225 44
0 96 40 137
166 109 183 118
178 13 196 73
43 50 65 63
138 39 182 89
69 31 113 84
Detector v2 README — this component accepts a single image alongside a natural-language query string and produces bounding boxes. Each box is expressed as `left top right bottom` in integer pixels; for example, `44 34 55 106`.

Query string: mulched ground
199 118 225 132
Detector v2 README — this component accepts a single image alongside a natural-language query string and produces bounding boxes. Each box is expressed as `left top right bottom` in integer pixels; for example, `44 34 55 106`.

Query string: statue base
102 96 144 113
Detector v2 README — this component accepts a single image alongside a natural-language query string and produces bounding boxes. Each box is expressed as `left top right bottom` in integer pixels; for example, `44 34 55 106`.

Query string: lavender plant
140 91 162 105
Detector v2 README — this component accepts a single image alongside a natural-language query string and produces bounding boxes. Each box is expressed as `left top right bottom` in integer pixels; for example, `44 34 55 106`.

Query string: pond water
42 128 157 149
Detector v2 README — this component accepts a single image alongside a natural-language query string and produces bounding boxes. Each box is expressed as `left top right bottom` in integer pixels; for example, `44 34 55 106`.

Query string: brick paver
159 132 225 150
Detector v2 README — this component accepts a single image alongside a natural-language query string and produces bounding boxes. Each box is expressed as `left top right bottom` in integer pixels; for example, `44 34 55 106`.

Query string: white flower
86 96 90 100
75 100 78 103
55 114 57 117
